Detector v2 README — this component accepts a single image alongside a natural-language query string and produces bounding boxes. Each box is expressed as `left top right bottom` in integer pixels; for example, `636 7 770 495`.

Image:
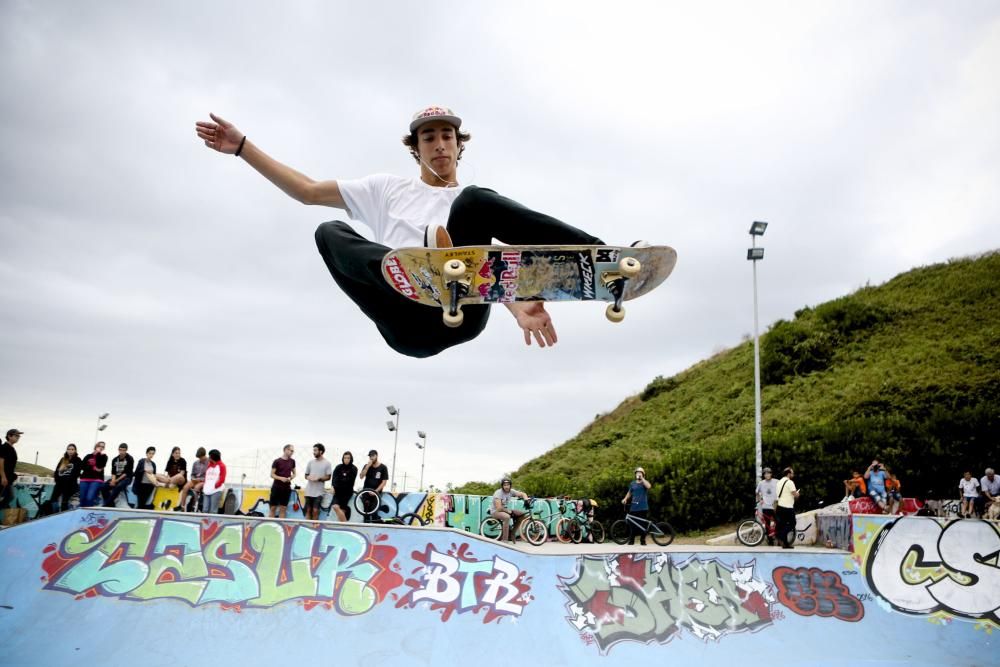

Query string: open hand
195 113 244 154
508 302 558 348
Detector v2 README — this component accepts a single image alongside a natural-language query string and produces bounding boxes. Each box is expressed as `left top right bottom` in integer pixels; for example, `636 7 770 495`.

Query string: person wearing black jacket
132 447 157 510
48 444 83 514
79 442 108 508
102 443 135 507
331 451 358 521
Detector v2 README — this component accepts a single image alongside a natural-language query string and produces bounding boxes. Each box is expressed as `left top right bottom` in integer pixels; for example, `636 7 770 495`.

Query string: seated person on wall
155 447 187 488
864 459 888 513
842 470 866 502
176 447 208 512
132 447 158 510
884 467 902 515
48 444 82 515
975 468 1000 518
101 443 134 507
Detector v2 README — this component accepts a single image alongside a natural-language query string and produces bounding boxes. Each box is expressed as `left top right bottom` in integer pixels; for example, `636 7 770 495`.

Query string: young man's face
416 121 459 177
284 446 294 458
118 447 128 458
313 446 322 459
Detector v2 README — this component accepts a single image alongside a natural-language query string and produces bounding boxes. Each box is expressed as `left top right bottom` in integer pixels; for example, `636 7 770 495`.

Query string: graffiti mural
559 554 776 653
772 567 864 621
41 516 402 612
864 516 1000 624
394 542 533 623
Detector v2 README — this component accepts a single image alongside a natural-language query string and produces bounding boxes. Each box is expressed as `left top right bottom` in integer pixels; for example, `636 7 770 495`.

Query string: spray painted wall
1 510 995 667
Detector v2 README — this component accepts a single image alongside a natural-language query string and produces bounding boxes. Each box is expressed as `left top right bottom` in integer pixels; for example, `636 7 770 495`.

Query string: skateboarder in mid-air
196 106 638 358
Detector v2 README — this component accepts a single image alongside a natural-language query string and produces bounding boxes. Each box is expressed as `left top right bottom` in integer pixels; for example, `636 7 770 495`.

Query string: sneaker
424 223 453 249
630 240 651 248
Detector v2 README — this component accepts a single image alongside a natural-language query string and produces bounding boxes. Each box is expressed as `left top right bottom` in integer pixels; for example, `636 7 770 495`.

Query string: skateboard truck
602 257 641 323
442 259 470 328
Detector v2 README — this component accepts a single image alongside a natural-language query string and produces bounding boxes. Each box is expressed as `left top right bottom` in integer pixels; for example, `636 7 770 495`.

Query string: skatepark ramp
1 509 996 666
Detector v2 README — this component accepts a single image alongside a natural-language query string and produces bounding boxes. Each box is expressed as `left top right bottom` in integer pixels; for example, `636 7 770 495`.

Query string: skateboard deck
382 244 677 325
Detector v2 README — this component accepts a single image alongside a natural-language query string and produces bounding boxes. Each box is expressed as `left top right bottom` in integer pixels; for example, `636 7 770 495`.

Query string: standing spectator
755 467 778 546
622 466 652 546
491 477 529 542
842 470 867 501
975 468 1000 518
884 467 902 515
359 450 388 523
102 443 135 507
331 451 358 521
775 467 800 549
864 459 888 513
269 444 297 518
176 447 208 512
78 442 108 508
132 447 157 510
201 449 227 514
959 471 980 518
303 444 332 520
156 447 187 488
48 444 83 514
0 428 22 509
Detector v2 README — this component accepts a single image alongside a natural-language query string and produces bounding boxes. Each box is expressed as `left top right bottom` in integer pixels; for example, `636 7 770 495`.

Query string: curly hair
401 127 471 163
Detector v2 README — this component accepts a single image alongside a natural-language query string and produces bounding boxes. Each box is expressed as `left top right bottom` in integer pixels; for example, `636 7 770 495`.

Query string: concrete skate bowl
1 510 996 666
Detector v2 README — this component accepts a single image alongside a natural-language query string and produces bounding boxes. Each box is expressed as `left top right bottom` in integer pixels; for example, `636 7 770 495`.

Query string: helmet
589 498 599 508
501 477 512 485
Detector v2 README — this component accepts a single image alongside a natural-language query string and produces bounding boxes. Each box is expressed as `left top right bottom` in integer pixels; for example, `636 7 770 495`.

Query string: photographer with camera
864 459 889 513
622 467 652 546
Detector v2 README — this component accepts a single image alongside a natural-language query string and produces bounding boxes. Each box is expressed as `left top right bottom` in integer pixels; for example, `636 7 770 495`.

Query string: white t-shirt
337 174 466 248
304 458 333 498
959 477 980 498
756 478 778 510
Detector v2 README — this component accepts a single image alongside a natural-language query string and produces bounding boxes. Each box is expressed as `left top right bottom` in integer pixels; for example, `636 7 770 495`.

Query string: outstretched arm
505 302 558 348
195 113 345 208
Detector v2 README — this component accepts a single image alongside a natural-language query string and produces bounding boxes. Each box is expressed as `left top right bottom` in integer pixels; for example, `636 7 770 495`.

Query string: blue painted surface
0 510 995 666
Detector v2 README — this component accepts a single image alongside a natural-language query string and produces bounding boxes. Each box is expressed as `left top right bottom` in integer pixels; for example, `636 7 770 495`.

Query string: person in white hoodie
201 449 227 514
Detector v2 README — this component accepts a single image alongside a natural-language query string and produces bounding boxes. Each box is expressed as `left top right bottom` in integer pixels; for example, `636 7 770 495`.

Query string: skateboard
382 244 677 327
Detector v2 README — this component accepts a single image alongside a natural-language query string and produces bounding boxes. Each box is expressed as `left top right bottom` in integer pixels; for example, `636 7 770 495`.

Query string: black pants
133 483 155 510
314 186 603 358
776 506 796 546
49 480 78 513
628 510 649 545
102 478 130 507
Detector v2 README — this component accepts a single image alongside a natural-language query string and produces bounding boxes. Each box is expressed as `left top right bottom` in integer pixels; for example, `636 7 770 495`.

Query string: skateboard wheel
443 308 464 328
443 259 466 280
619 257 641 277
605 304 625 323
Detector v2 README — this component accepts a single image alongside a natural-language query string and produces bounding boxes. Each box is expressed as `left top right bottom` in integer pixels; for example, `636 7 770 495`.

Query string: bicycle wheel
354 489 380 517
590 520 606 544
737 519 765 547
554 518 574 543
610 520 630 545
521 519 548 546
569 518 585 544
398 513 426 527
480 516 503 540
651 521 675 546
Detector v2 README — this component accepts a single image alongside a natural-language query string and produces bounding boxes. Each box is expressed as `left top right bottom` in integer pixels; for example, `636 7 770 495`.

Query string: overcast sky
2 1 998 490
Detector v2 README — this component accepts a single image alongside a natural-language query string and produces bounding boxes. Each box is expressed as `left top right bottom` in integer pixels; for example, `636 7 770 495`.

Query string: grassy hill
15 462 53 477
457 251 1000 530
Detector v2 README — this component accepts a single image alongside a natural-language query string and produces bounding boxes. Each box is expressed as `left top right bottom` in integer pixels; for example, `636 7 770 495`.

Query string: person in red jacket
201 449 227 514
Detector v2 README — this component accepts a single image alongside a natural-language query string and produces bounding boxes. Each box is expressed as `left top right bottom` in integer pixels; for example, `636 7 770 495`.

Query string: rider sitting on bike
492 478 529 542
622 467 652 546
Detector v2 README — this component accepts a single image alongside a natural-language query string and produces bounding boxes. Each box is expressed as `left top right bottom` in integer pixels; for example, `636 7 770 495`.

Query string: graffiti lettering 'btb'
866 517 1000 623
772 567 864 621
41 518 402 613
395 543 532 623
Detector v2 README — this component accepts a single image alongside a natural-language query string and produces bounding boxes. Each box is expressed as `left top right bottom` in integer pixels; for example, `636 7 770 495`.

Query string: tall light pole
747 221 768 483
415 430 427 492
94 412 110 445
385 405 400 491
